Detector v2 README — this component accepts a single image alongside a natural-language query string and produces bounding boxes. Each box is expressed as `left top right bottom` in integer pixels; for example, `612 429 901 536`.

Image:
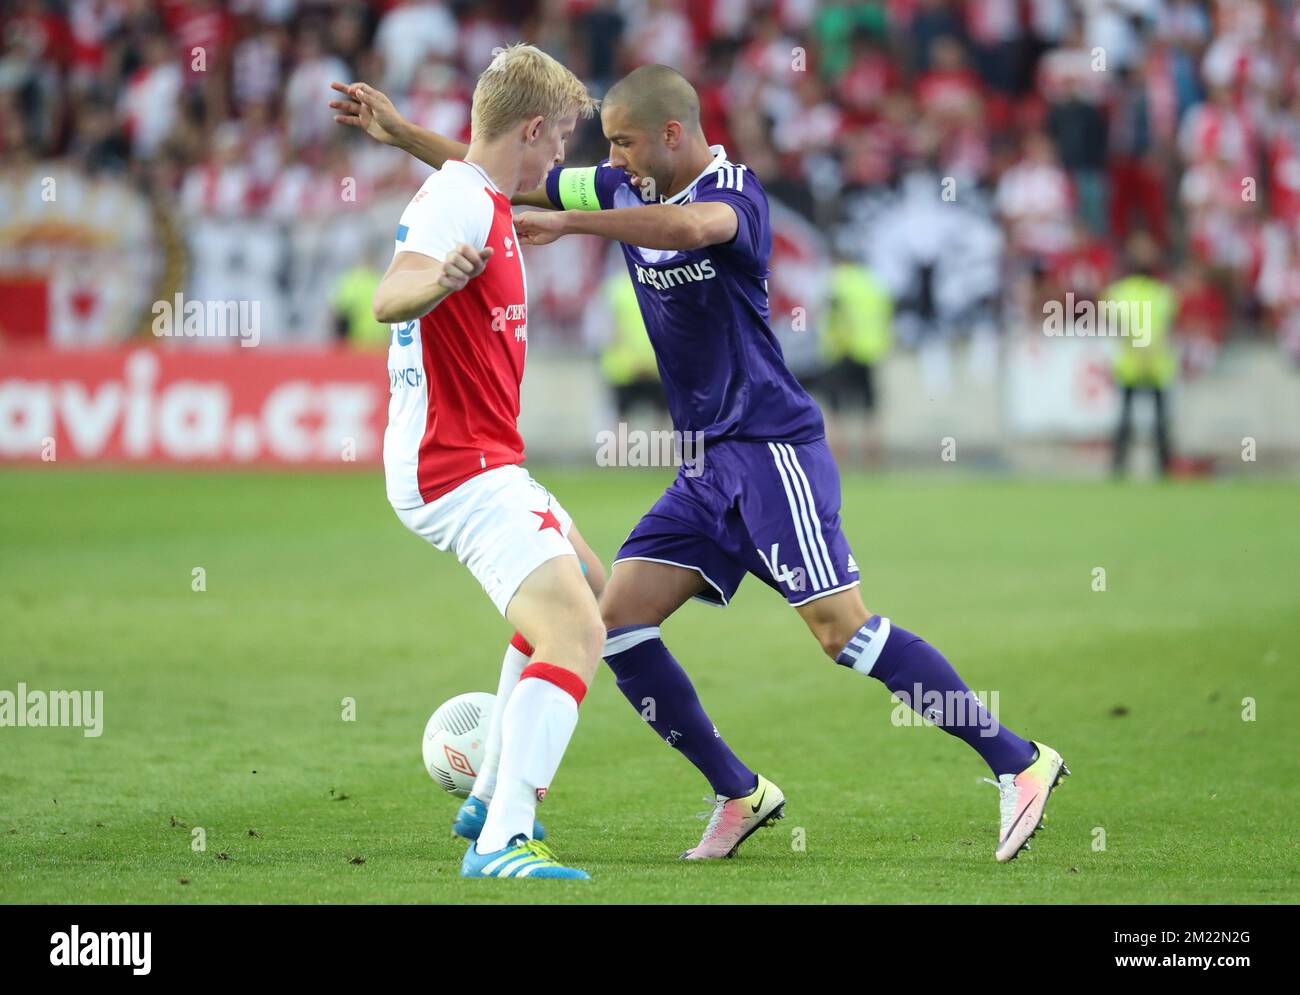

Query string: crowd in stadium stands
2 0 1300 364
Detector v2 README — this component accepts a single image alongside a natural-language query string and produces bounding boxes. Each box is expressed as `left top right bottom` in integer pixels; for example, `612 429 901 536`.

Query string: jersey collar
449 158 505 196
662 145 727 205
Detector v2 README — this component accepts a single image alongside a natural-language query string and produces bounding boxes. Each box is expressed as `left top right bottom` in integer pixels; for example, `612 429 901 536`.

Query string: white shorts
393 464 576 617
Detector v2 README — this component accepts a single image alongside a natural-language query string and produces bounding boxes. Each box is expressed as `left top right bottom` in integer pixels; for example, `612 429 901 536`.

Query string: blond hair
470 44 597 141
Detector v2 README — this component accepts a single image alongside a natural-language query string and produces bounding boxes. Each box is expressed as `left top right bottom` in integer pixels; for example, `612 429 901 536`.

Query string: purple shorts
614 437 861 607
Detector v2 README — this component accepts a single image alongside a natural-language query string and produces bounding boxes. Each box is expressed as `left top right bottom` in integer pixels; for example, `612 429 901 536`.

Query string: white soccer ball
422 691 494 798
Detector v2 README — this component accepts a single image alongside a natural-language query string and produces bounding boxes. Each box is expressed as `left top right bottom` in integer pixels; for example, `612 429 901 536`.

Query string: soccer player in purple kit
331 64 1068 864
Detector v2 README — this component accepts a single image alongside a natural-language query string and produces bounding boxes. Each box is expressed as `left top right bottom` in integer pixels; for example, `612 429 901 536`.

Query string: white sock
470 635 531 802
476 672 580 853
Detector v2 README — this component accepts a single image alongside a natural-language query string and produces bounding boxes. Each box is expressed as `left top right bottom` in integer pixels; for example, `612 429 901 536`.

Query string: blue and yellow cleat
461 834 589 880
452 795 545 842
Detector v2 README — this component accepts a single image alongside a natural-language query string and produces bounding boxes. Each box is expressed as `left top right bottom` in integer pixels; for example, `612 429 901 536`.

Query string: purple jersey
546 147 824 444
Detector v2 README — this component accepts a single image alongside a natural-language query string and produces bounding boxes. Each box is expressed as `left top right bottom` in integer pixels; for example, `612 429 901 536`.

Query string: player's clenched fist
436 244 494 291
372 242 495 323
515 212 568 246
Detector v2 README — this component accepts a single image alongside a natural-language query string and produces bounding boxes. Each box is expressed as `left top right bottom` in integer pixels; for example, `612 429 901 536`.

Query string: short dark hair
603 64 701 131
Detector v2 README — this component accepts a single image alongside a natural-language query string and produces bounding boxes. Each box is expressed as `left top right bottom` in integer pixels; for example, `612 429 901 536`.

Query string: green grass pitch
1 468 1296 904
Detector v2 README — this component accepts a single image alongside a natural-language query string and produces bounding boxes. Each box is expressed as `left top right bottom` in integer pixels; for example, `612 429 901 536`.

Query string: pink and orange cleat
681 774 786 860
985 741 1070 862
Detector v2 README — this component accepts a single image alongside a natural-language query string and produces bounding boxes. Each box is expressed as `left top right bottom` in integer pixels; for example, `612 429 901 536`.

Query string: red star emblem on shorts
531 508 563 535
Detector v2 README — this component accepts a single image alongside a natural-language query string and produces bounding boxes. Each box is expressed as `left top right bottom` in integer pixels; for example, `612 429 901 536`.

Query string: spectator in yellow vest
813 254 893 464
333 263 389 348
1104 232 1178 477
600 271 667 418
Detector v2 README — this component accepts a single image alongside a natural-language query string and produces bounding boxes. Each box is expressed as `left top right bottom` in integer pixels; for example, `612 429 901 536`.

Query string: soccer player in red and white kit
371 45 600 880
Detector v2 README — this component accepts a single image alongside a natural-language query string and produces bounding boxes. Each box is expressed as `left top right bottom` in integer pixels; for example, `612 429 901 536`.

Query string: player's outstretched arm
329 81 556 209
372 245 494 324
330 81 465 165
515 202 738 250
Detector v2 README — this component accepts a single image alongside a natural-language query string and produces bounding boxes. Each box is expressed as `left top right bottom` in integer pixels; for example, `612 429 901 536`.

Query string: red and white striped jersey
383 159 528 509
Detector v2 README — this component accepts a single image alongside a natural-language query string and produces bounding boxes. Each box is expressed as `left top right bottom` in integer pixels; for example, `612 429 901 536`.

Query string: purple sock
838 616 1038 777
604 625 757 799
